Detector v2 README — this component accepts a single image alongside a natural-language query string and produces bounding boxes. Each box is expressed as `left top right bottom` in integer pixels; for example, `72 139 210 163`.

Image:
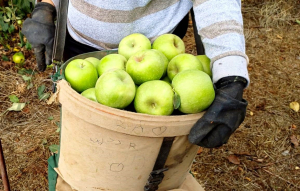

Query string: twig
263 168 300 189
0 139 11 191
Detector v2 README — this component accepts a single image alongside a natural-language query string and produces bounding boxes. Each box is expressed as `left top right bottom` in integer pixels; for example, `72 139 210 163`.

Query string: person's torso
67 0 193 49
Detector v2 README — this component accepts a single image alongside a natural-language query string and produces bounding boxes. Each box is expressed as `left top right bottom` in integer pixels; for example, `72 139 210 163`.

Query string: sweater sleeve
50 0 59 8
192 0 250 86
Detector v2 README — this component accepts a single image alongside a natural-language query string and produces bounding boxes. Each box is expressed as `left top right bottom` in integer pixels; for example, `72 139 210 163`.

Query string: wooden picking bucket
54 50 204 191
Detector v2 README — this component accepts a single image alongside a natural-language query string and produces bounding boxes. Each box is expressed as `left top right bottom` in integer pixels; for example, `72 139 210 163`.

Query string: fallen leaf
296 166 300 170
8 95 19 103
276 35 283 39
13 47 20 52
282 150 289 156
47 92 58 105
47 86 60 105
7 103 25 111
244 177 251 182
17 68 35 75
1 55 9 61
291 124 297 130
290 102 299 112
22 75 32 82
291 135 299 147
22 107 30 113
197 147 203 154
250 111 254 116
39 92 50 101
49 145 59 154
228 155 240 165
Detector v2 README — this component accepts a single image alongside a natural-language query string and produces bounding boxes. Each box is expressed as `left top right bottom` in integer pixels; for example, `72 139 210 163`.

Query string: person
22 0 249 190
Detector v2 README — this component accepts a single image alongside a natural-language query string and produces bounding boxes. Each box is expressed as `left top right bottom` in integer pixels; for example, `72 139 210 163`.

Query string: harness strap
144 137 175 191
51 0 69 92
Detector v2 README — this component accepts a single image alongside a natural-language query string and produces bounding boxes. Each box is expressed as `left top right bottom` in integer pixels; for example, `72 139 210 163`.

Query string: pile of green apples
64 33 215 116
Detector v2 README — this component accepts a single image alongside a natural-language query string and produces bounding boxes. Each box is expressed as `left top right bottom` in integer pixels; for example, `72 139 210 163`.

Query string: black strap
144 137 175 191
51 0 69 93
190 8 205 55
52 0 69 64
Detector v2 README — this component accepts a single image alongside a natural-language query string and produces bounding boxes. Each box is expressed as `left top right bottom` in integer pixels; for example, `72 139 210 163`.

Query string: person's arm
21 1 56 71
188 0 249 148
192 0 249 85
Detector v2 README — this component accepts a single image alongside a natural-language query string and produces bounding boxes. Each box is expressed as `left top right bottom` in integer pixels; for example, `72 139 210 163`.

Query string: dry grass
242 0 300 28
0 0 300 190
0 68 60 190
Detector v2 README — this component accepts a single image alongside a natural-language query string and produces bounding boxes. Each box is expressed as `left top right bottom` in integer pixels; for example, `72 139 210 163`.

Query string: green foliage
12 0 35 17
49 145 59 153
8 94 19 103
0 0 35 48
37 84 50 100
2 55 9 61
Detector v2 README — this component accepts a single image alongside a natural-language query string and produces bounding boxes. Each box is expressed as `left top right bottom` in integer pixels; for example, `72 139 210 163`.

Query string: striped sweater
51 0 249 85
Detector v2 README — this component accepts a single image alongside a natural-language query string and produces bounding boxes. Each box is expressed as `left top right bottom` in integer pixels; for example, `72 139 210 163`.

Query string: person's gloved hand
188 76 248 148
21 2 56 72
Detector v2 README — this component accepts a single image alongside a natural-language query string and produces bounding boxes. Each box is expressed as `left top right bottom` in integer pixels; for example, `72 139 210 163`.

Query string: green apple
12 52 25 66
65 59 98 93
84 57 100 68
167 53 203 80
17 20 22 25
172 70 215 114
151 49 169 77
126 49 165 85
196 55 212 77
152 34 185 61
118 33 151 60
81 88 97 102
161 75 171 85
97 54 127 76
95 69 136 109
134 80 174 115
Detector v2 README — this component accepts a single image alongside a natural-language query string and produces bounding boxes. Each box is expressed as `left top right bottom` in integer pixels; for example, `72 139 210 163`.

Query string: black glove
188 76 248 148
21 2 56 71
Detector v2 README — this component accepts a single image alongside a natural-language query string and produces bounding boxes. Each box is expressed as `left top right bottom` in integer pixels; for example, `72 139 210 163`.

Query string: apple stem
151 103 156 108
80 63 84 68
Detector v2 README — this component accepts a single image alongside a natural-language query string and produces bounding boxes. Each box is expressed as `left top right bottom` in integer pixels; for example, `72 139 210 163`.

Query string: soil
0 1 300 190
